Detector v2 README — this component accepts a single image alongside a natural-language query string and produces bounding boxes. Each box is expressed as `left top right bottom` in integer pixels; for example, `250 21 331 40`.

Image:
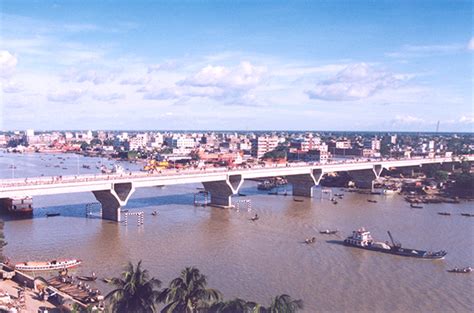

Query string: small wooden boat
268 192 278 195
15 259 81 271
461 213 474 217
320 230 338 235
77 273 97 281
447 267 472 273
332 200 338 205
250 215 259 221
367 199 377 203
437 212 451 216
410 204 423 209
304 237 316 244
151 211 158 216
46 213 61 217
293 198 304 202
238 193 247 197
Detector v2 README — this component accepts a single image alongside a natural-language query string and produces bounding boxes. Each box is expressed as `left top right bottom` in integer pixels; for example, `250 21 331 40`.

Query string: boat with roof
343 228 447 259
15 259 82 271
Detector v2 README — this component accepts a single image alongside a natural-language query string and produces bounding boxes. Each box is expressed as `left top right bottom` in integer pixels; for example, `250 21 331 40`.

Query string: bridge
1 155 472 221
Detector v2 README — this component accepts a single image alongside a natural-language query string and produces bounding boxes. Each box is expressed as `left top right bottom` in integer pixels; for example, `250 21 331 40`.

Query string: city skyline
1 1 473 131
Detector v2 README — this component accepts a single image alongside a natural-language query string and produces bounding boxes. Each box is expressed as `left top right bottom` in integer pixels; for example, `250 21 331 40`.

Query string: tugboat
343 228 447 259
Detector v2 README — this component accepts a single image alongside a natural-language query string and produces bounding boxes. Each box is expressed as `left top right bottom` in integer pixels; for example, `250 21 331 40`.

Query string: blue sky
1 0 473 131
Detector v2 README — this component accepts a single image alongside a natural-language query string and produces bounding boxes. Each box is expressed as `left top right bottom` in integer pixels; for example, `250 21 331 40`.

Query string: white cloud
120 75 151 85
393 115 425 124
2 81 24 93
147 61 178 73
468 38 474 51
175 61 266 104
47 88 86 102
0 50 18 78
459 115 474 123
143 88 180 100
92 92 125 102
306 63 409 101
62 69 114 85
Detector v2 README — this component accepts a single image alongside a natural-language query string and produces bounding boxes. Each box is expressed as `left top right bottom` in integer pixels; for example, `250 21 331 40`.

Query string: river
0 151 472 312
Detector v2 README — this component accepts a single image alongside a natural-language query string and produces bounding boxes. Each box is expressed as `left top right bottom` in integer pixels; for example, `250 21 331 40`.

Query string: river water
0 151 473 312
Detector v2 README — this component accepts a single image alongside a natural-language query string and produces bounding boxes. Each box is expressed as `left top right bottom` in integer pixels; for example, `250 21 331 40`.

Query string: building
252 136 279 159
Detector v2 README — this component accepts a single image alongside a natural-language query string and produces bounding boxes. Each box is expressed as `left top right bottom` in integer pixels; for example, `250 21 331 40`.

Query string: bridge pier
286 169 324 197
349 165 383 189
92 182 135 222
202 174 243 208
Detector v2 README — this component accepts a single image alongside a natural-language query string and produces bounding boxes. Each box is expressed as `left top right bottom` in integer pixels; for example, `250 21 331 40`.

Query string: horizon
1 1 473 131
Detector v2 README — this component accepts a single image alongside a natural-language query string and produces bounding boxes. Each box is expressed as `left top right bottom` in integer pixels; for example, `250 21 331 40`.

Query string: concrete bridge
0 156 472 221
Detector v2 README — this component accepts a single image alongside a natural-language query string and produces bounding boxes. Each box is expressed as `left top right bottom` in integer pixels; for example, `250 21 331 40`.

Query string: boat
447 267 472 273
0 197 33 215
461 213 473 217
15 259 82 271
268 191 278 195
304 237 316 244
410 204 423 209
151 210 158 216
250 214 259 221
77 273 97 281
293 198 304 202
332 200 338 205
437 212 451 216
238 193 247 197
367 199 377 203
320 230 338 235
46 213 61 217
343 228 447 259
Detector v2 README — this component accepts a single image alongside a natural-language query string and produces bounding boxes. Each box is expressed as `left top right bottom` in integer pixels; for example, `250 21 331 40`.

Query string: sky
0 0 473 132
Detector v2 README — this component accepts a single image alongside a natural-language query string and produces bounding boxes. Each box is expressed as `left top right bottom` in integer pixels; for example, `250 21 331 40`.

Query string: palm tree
209 298 254 313
261 294 304 313
105 260 162 313
159 267 222 313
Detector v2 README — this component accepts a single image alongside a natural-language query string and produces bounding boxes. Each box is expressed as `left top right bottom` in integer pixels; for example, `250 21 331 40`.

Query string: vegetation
0 220 6 263
105 262 304 313
263 145 288 160
105 261 162 313
450 172 474 198
159 267 222 313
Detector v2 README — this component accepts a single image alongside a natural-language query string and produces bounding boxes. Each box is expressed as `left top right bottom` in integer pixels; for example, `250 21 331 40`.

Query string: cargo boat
15 259 82 271
0 197 33 215
343 228 446 259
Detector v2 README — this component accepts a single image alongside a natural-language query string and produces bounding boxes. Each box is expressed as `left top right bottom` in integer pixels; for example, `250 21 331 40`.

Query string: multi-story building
252 136 279 159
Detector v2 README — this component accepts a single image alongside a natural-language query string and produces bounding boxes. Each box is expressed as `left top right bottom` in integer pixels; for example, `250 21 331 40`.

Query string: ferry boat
15 259 82 271
343 228 447 259
0 197 33 215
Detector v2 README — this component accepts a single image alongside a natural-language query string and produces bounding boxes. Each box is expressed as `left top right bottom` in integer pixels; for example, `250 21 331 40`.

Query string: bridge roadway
0 155 472 221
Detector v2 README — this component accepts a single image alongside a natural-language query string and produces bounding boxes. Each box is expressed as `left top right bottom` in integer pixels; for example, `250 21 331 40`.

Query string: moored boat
410 204 423 209
447 267 472 273
320 230 338 235
437 212 451 216
15 259 82 271
343 228 447 259
0 197 33 215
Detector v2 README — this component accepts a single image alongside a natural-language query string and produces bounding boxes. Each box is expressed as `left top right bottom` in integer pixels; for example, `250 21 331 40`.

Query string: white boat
15 259 81 271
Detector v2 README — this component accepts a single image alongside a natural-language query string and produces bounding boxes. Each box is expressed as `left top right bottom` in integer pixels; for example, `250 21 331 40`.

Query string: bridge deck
0 156 471 198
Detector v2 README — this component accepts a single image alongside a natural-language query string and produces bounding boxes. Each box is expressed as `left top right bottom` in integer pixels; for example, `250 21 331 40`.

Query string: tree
209 298 258 313
434 170 449 182
159 267 222 313
105 261 162 313
260 294 304 313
